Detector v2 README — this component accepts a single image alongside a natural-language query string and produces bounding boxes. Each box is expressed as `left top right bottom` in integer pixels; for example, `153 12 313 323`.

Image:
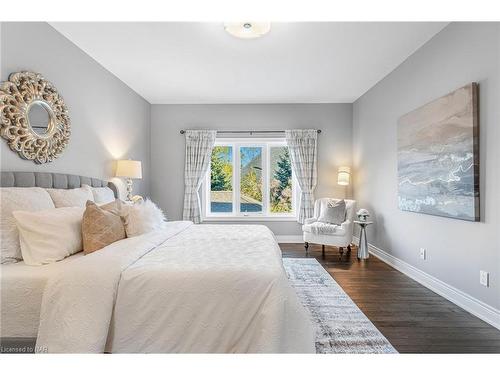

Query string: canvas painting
397 83 479 221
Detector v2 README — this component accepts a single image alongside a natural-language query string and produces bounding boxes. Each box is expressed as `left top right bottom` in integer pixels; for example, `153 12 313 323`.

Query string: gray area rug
283 258 397 354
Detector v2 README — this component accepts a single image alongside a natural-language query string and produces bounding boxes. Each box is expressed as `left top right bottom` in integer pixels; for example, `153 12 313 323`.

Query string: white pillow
123 199 166 237
12 207 85 265
0 187 55 264
47 186 94 208
83 184 115 204
318 199 346 225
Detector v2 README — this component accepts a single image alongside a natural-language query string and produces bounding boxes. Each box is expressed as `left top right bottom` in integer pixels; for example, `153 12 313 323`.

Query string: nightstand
354 220 373 260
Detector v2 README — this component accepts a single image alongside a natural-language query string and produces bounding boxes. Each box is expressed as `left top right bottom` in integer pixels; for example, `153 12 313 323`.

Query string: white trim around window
202 138 299 221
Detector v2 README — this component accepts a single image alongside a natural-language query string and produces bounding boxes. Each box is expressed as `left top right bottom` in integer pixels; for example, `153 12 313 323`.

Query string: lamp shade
115 160 142 179
337 166 351 186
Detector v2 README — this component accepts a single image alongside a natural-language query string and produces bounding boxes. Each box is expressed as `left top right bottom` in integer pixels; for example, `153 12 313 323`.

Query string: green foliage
211 146 232 191
270 148 292 213
241 169 262 202
274 148 291 198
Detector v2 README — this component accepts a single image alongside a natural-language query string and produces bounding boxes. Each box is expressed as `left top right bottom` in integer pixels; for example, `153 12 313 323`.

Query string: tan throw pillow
82 200 126 254
99 199 126 215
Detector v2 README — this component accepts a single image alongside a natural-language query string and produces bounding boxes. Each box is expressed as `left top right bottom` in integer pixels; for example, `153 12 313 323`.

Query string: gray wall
0 22 151 197
352 23 500 309
151 104 353 235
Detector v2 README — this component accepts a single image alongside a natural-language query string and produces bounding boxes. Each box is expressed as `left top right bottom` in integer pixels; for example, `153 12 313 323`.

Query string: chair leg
322 244 325 256
339 246 344 260
304 242 309 253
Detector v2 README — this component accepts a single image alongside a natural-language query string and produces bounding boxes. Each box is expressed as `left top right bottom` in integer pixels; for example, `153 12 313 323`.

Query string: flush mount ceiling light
224 22 271 39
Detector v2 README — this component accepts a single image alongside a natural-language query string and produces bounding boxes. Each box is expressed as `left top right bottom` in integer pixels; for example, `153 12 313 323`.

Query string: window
204 139 297 220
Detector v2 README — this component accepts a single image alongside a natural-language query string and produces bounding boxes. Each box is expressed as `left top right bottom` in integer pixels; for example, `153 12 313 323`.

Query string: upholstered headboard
0 171 119 198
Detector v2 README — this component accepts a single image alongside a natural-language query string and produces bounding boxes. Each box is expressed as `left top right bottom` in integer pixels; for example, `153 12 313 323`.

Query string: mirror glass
28 101 51 136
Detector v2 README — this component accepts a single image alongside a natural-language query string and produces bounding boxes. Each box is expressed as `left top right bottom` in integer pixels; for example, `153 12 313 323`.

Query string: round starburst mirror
0 72 71 164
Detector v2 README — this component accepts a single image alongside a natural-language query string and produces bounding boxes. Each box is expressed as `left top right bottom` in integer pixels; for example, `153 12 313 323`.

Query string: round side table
354 220 373 260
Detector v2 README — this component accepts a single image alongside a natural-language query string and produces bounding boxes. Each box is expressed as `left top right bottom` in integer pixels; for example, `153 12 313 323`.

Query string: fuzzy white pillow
123 199 166 237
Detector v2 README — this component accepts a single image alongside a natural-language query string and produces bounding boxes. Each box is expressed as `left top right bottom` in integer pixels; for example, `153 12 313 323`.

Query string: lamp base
126 178 133 201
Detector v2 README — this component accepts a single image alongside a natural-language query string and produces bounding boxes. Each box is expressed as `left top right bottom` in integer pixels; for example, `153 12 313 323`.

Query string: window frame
202 138 298 221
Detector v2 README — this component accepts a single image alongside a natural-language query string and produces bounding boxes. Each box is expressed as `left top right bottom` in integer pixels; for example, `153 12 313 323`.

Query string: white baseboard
275 235 303 243
353 236 500 331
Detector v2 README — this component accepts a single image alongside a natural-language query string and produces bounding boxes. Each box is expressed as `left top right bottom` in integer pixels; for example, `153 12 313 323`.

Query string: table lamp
115 159 142 201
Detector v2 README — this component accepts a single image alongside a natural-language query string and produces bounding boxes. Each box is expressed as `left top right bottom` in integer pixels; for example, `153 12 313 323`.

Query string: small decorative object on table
354 219 373 260
115 159 142 201
131 195 144 204
356 208 370 222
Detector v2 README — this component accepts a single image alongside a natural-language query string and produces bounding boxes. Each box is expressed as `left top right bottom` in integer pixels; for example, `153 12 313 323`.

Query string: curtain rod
179 129 321 135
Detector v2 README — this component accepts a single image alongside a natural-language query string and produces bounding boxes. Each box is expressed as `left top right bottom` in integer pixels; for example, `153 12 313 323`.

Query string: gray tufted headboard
0 171 119 198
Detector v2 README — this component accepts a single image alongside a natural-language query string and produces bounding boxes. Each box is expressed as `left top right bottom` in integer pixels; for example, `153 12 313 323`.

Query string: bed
1 252 84 338
0 172 314 353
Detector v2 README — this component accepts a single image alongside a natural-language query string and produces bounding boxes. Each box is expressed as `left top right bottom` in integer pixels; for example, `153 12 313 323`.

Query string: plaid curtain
182 130 216 223
285 129 318 224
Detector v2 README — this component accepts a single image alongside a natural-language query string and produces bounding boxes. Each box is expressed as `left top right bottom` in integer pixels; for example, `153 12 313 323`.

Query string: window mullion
234 144 240 215
264 144 270 216
204 164 209 216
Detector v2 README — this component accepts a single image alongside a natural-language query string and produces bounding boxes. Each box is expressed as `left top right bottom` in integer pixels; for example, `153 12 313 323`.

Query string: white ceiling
51 22 447 104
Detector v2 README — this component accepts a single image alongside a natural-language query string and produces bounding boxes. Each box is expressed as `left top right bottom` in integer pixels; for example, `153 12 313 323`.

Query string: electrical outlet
480 271 489 287
419 248 426 260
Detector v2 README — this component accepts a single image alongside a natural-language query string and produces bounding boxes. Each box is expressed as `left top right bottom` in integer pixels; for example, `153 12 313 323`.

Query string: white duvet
35 222 314 353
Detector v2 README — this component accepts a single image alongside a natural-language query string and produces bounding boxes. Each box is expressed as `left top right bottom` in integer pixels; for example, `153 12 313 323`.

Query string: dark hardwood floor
280 243 500 353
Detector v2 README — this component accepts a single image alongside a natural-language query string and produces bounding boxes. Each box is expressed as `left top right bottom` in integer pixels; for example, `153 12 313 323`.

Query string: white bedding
11 221 314 353
36 221 192 352
106 224 314 353
0 253 83 337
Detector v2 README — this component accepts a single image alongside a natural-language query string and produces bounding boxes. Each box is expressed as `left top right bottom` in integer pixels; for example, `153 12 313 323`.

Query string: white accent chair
302 198 356 258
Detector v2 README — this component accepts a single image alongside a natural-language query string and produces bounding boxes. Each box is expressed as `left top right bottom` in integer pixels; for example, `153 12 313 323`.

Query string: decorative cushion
83 184 115 205
47 186 94 208
12 207 85 265
100 199 126 215
82 201 126 254
318 199 346 225
302 222 346 236
122 199 166 237
0 187 55 264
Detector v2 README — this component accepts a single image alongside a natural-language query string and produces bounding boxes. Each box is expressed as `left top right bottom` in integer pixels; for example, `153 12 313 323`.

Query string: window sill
202 216 298 222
